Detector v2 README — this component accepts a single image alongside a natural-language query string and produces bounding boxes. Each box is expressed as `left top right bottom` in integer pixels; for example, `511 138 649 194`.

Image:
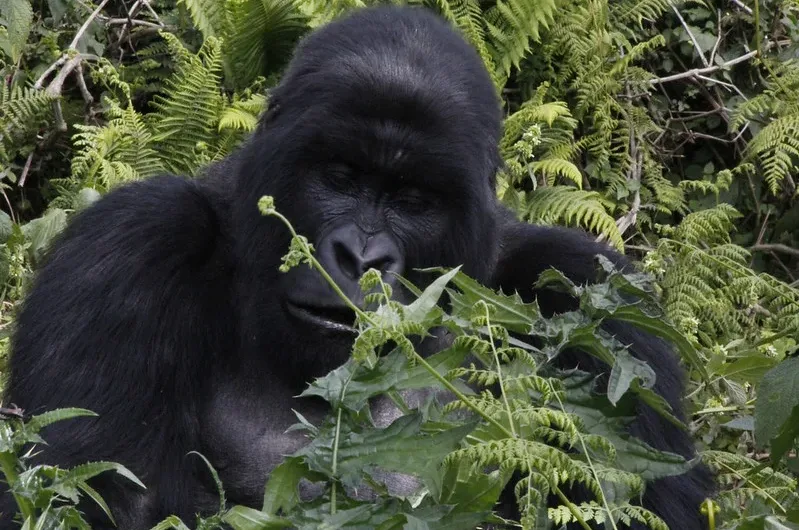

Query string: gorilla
2 5 712 529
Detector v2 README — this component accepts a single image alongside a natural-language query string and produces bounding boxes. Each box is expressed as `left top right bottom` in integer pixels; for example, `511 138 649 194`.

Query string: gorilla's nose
320 225 405 285
333 233 404 280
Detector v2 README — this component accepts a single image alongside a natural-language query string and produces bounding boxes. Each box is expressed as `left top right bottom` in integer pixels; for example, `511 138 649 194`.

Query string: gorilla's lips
286 301 358 334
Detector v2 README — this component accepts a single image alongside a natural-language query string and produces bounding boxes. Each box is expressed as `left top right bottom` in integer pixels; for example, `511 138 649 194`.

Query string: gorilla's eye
397 185 436 212
325 163 354 188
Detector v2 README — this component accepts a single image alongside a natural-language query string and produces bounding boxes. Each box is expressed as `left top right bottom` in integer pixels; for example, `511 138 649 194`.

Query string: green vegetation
0 0 798 528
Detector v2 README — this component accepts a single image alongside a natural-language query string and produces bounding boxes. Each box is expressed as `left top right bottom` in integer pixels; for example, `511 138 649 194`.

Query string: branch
34 0 110 129
730 0 753 15
750 244 799 259
650 48 761 86
670 1 709 67
18 152 34 187
69 0 111 50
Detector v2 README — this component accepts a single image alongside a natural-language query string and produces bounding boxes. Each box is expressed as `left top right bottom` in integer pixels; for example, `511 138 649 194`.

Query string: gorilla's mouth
286 302 358 334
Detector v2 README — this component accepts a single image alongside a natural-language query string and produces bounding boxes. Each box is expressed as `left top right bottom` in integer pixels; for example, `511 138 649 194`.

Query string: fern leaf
525 186 624 250
226 0 309 88
178 0 231 39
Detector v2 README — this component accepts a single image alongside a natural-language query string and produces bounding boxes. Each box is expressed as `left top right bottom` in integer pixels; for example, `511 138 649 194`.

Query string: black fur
2 6 712 529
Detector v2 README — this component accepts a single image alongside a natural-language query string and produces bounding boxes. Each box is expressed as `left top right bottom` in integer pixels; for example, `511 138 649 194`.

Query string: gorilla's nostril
333 240 361 279
362 255 395 275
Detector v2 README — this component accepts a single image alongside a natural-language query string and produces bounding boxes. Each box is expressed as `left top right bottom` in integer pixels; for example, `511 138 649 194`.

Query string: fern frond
483 0 557 81
226 0 309 87
150 34 225 176
0 86 56 138
178 0 231 39
525 186 623 250
745 114 799 195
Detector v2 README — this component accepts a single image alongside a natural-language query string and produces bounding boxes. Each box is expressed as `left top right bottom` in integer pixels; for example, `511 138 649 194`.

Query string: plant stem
331 407 342 515
0 452 34 521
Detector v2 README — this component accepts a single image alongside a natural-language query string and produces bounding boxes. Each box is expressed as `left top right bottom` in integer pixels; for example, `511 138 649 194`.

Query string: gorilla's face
278 111 484 336
232 7 502 381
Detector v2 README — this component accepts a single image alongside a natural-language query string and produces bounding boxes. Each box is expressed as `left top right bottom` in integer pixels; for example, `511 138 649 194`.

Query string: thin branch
710 10 723 65
670 1 709 67
750 244 799 259
650 48 760 85
18 153 34 187
75 62 94 105
69 0 112 50
730 0 753 15
34 56 66 90
101 17 163 28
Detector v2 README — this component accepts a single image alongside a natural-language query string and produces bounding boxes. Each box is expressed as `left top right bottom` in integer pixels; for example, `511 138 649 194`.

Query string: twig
34 56 66 90
101 17 163 28
34 0 110 130
650 49 759 85
710 10 723 65
75 62 94 105
45 55 84 131
750 244 799 259
730 0 753 15
69 0 111 51
670 1 709 67
18 153 34 187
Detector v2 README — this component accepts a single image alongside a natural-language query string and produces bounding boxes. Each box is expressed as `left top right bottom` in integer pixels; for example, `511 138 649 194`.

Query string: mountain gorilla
2 5 712 529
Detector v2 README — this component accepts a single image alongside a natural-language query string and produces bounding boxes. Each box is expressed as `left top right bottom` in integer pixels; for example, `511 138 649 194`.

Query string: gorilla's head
231 6 503 383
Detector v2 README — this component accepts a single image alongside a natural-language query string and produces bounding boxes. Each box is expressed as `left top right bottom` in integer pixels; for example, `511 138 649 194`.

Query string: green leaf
149 515 193 530
27 408 98 432
262 457 311 515
755 357 799 461
607 349 657 405
403 266 460 323
77 482 116 526
60 461 145 489
0 210 12 243
222 506 294 529
21 208 68 265
0 0 33 62
302 346 470 412
561 373 696 480
444 269 542 333
610 306 709 383
178 0 231 39
717 355 780 384
296 413 475 490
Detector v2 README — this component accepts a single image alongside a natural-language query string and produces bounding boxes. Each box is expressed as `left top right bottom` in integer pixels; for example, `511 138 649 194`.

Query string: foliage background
1 0 799 528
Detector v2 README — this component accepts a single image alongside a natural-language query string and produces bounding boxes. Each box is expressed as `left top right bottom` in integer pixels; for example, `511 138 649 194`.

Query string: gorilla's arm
5 176 232 526
491 214 714 529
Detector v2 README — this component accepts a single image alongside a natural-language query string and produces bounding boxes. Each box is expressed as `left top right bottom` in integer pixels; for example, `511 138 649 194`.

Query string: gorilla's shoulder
41 175 230 279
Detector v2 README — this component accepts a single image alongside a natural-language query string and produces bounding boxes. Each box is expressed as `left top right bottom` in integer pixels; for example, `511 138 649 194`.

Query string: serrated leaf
77 482 116 526
149 515 193 530
0 0 33 62
295 413 475 490
610 306 709 383
60 461 145 489
262 457 312 515
443 269 542 333
755 357 799 463
27 408 97 432
403 266 460 324
607 349 657 405
222 506 293 529
301 346 470 412
74 188 101 211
